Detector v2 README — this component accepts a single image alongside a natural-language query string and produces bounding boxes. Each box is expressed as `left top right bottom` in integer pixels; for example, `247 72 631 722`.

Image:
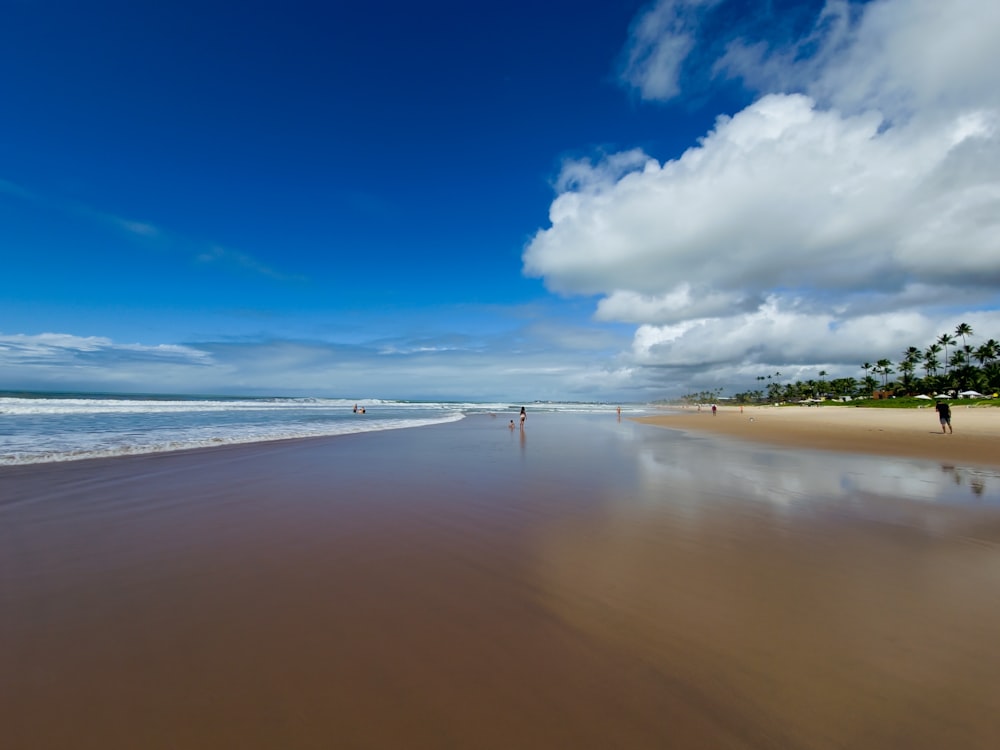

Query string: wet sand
637 404 1000 468
3 413 1000 749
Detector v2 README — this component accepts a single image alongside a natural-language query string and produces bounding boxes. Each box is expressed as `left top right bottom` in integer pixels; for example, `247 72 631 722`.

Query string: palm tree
949 349 968 373
861 362 872 383
898 358 916 389
924 344 942 376
875 358 893 388
937 333 956 374
767 381 782 402
897 346 920 391
838 377 857 398
982 362 1000 393
803 379 816 399
827 377 854 398
955 322 973 350
974 339 999 367
950 348 976 391
921 347 940 391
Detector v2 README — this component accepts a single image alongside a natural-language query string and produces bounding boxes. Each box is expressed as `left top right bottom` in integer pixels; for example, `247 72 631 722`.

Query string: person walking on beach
711 404 717 416
935 400 953 434
519 406 526 430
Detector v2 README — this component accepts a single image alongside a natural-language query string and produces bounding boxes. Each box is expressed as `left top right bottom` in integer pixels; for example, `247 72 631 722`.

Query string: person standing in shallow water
935 400 953 434
519 406 526 430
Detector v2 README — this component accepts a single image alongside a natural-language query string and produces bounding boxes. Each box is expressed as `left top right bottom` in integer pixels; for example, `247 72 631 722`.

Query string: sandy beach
3 412 1000 749
637 403 1000 468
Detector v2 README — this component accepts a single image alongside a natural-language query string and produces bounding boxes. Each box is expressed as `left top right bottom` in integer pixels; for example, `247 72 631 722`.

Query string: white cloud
0 332 213 365
805 0 1000 121
619 0 722 101
525 0 1000 394
0 313 638 402
595 286 760 324
526 93 999 297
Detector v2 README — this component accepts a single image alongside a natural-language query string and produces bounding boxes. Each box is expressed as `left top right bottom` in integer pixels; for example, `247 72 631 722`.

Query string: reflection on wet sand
941 464 994 497
530 428 1000 748
3 414 999 749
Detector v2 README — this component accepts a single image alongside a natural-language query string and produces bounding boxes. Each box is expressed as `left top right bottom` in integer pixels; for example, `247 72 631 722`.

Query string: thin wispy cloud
0 176 297 282
0 178 37 200
196 245 305 282
618 0 721 101
0 316 633 400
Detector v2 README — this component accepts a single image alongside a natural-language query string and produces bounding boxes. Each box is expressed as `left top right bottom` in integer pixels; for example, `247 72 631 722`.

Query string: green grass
780 397 999 409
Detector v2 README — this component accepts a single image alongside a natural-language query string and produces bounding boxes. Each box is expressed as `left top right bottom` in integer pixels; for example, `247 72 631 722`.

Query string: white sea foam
0 413 465 465
0 397 379 416
0 394 644 466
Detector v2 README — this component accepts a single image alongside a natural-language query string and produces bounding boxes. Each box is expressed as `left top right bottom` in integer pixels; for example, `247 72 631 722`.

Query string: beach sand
3 413 1000 749
636 403 1000 468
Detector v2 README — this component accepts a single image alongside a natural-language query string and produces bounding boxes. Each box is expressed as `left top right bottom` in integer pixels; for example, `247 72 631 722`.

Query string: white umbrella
933 393 952 398
914 394 932 400
959 390 984 397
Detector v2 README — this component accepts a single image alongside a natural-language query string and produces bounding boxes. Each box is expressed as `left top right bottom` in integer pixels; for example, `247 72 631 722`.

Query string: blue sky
2 0 999 401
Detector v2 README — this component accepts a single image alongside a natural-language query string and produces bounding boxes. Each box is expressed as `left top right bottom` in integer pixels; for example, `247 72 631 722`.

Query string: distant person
617 406 621 417
509 419 515 430
935 400 952 434
519 406 526 430
353 404 357 413
711 404 717 416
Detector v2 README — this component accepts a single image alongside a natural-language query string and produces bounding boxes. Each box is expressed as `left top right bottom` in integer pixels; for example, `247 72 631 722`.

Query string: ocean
0 391 635 466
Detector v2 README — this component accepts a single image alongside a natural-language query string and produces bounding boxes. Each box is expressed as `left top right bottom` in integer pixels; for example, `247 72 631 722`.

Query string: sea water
0 392 632 465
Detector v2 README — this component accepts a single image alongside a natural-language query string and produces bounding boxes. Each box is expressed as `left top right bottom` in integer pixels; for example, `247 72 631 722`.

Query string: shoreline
635 404 1000 468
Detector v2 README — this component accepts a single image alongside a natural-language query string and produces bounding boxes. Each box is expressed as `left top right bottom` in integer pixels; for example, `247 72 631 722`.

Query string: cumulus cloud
525 0 1000 392
527 94 998 294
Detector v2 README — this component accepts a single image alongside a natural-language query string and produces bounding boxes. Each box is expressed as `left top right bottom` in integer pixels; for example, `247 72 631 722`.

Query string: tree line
730 323 999 404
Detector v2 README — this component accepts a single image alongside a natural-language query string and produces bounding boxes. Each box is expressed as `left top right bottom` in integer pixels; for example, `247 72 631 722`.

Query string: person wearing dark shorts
935 400 952 434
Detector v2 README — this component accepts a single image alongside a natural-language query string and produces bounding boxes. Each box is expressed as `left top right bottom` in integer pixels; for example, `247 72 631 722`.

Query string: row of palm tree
863 323 998 395
733 323 999 404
